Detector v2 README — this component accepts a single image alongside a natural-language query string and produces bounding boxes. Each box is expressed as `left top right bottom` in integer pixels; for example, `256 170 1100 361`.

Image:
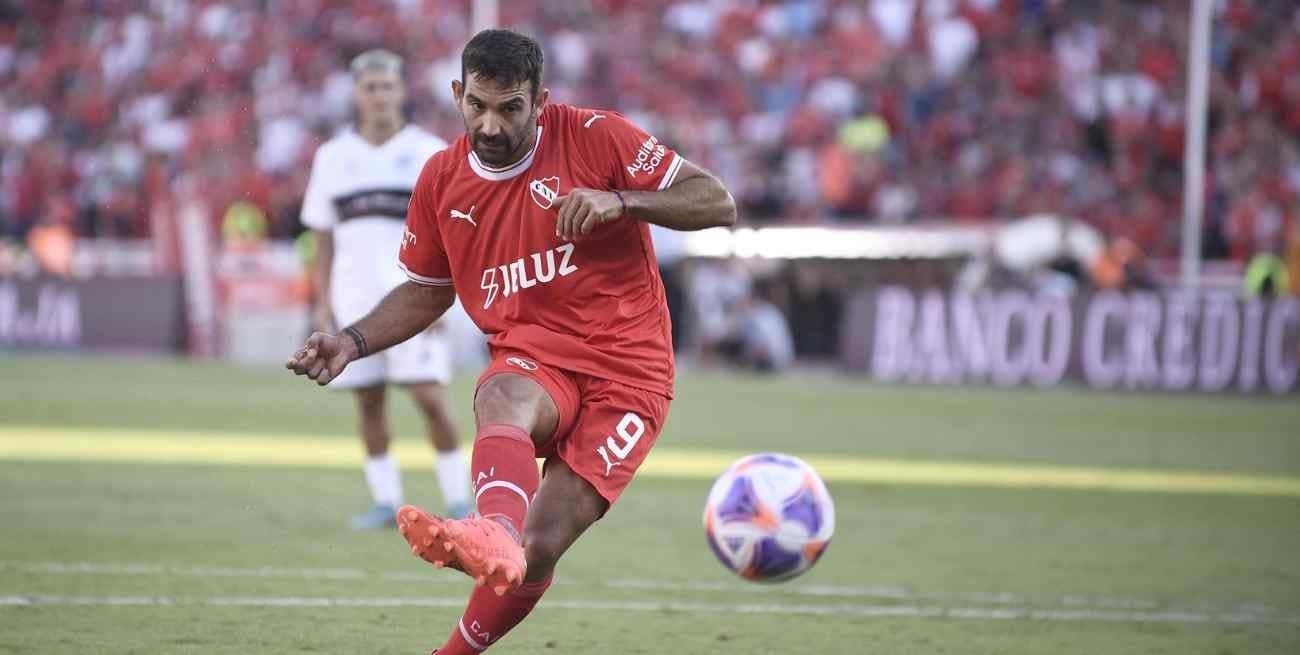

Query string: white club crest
529 176 560 210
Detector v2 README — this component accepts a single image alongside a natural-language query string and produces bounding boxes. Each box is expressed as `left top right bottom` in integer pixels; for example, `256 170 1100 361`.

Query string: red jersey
399 104 682 398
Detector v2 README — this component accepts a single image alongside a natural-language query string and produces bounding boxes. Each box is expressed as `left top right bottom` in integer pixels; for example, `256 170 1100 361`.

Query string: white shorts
328 326 453 389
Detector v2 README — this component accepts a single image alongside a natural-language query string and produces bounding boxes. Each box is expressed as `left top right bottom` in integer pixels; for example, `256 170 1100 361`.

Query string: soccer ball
702 453 835 582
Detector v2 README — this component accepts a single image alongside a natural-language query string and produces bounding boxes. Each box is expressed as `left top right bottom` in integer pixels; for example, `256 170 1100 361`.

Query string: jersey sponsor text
625 135 667 178
478 242 579 310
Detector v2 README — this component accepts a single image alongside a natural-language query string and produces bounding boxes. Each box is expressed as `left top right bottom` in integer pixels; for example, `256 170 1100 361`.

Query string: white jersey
301 125 447 324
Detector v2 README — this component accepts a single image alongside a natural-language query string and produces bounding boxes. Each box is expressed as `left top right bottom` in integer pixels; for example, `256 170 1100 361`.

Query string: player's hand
554 188 624 240
284 331 356 386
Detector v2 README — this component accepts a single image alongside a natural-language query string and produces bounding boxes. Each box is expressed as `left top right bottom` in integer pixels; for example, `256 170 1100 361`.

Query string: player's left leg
352 384 403 529
404 382 471 519
433 458 606 654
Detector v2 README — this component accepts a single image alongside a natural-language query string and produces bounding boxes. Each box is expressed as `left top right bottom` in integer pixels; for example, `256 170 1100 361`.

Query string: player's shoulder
402 125 449 154
306 129 348 166
543 103 633 136
314 128 361 157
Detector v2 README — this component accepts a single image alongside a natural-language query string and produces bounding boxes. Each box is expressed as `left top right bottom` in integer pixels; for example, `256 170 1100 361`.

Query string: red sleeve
398 158 453 286
573 108 684 192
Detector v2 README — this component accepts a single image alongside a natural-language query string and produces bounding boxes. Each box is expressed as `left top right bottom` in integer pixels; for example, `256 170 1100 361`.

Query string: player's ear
532 87 549 118
451 79 464 106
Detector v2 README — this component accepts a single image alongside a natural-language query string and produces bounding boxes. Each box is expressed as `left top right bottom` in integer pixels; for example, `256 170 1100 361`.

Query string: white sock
434 448 470 510
364 454 403 508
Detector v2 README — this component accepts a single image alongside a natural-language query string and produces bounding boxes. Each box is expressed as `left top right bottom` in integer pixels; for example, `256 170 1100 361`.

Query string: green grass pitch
1 355 1298 654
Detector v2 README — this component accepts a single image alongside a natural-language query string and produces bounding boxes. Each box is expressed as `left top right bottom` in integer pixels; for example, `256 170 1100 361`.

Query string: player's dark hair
461 29 544 98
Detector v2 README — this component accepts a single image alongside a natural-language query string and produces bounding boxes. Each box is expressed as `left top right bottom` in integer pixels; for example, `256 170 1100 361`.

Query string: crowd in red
2 0 1297 261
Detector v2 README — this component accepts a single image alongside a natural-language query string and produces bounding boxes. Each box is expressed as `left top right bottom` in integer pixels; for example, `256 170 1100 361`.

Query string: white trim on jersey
656 153 684 191
398 260 453 286
467 127 544 181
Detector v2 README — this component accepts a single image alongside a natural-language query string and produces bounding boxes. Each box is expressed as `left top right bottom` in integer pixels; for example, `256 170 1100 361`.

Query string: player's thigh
553 379 671 509
401 381 450 417
386 328 452 386
352 384 387 415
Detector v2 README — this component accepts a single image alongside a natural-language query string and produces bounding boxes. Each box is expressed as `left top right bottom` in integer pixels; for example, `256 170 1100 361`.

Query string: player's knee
474 374 550 430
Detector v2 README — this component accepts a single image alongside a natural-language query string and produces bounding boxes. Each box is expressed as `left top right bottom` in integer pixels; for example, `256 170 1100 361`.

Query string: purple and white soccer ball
702 453 835 583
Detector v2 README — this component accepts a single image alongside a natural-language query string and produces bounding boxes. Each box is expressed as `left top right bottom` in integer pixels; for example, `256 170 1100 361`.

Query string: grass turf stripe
2 426 1299 496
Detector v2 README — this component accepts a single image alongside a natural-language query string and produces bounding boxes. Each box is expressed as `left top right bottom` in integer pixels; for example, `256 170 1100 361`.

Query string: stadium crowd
2 0 1298 262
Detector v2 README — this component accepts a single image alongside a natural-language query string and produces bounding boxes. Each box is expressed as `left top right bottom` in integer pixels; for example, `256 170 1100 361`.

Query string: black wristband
613 189 627 216
343 326 369 359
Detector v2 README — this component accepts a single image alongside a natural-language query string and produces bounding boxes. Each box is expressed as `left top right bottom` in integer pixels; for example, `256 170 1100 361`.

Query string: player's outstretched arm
285 281 455 386
556 159 736 238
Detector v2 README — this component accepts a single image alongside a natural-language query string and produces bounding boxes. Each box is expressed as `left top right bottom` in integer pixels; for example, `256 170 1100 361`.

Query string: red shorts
476 350 671 505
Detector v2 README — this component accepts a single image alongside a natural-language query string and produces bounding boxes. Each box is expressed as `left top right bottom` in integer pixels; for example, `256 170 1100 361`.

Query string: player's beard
471 126 529 168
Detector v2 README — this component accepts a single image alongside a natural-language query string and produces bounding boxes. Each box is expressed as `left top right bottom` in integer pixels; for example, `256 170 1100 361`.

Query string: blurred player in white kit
300 49 470 528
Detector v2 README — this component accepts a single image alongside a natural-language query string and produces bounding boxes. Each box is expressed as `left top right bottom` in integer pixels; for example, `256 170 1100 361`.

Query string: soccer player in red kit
287 29 736 653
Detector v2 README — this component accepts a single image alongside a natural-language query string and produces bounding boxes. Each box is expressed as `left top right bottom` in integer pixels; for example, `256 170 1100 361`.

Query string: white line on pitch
1 594 1297 626
3 560 1295 619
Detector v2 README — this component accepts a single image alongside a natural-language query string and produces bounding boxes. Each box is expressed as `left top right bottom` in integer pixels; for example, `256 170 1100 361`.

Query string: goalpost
1180 0 1213 290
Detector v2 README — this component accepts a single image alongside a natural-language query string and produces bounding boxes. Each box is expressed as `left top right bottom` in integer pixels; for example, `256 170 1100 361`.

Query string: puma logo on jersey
583 113 606 128
449 205 477 227
479 242 579 310
598 448 623 477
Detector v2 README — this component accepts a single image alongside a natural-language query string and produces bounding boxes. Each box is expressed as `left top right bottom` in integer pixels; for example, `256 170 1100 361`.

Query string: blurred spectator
686 258 794 372
737 280 795 372
688 258 752 362
1 0 1297 263
650 223 690 350
1243 251 1289 298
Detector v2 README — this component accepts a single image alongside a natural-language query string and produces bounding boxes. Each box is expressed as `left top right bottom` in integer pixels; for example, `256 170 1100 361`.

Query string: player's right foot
397 505 526 596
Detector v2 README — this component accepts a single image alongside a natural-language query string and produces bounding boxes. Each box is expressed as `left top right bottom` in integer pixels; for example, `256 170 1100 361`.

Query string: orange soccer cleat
397 505 527 596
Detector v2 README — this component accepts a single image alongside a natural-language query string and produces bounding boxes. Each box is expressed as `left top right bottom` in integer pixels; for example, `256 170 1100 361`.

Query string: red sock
471 424 537 535
437 577 552 653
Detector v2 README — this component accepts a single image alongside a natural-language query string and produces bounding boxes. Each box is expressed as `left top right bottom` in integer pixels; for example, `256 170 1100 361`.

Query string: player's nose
478 116 504 138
